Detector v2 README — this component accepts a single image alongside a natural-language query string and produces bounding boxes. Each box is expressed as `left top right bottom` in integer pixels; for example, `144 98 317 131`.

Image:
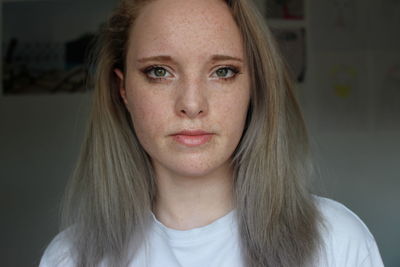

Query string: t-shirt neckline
150 209 237 245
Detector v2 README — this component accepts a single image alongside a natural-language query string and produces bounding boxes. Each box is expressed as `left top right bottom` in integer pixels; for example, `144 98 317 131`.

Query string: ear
114 68 128 106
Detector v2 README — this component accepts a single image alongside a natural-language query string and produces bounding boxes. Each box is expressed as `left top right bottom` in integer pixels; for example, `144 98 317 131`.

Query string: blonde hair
61 0 322 266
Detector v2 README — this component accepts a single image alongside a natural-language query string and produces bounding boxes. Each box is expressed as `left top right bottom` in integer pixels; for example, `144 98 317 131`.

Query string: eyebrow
137 54 243 64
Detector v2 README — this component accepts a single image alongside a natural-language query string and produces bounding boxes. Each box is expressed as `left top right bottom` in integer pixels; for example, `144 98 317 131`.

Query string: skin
116 0 250 230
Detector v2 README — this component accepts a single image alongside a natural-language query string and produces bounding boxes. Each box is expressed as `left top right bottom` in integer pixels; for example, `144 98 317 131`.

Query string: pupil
217 68 228 76
155 68 165 76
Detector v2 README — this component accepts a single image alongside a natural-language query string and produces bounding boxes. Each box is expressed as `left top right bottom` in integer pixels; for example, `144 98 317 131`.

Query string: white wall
0 0 116 266
0 94 90 266
304 0 400 266
308 130 400 267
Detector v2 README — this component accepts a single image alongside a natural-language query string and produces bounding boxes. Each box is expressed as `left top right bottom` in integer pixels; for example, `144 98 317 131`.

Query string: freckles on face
126 85 170 147
120 0 251 178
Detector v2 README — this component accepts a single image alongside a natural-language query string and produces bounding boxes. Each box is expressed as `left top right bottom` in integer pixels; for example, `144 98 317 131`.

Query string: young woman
40 0 384 266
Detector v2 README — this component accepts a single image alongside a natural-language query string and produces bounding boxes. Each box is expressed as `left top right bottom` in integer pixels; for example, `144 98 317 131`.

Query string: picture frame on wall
271 27 306 83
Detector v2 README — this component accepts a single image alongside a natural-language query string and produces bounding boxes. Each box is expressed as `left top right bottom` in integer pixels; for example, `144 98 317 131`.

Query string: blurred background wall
0 0 399 266
0 0 117 266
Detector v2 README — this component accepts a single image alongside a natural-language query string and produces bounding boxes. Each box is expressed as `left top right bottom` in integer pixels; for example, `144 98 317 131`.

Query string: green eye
216 68 229 77
212 67 239 80
154 67 167 77
143 66 172 81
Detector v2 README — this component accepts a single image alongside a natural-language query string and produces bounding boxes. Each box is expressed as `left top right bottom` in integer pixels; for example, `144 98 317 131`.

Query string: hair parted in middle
61 0 323 266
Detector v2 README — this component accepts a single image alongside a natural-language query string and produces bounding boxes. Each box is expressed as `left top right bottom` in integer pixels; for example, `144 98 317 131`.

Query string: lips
171 130 214 147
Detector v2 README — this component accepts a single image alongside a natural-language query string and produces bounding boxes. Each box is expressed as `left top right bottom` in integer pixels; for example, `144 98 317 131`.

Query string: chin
165 157 231 179
151 149 233 179
174 168 217 179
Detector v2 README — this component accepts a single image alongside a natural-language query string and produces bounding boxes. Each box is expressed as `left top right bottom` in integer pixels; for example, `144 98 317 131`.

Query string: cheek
126 89 167 146
229 103 249 138
217 90 250 128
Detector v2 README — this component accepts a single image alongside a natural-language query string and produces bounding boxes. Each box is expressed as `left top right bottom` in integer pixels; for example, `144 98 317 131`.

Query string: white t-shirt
39 197 384 267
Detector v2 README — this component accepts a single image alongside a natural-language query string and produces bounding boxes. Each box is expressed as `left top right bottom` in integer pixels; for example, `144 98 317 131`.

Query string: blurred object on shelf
2 35 94 95
1 0 100 95
271 28 306 83
267 0 304 20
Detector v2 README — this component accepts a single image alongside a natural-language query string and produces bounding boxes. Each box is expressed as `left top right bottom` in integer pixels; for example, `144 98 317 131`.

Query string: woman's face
117 0 250 178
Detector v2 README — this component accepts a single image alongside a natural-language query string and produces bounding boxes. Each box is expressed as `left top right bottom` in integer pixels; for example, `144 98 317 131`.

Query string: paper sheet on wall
314 52 369 131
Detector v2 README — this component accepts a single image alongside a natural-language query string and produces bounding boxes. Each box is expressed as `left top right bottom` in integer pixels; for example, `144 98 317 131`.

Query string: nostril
180 109 203 117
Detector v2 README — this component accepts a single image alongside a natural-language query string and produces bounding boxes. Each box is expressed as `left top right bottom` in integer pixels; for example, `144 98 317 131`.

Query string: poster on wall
314 52 370 131
1 0 114 95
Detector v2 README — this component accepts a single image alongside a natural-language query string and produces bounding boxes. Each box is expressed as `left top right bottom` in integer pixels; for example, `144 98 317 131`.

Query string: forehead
128 0 244 60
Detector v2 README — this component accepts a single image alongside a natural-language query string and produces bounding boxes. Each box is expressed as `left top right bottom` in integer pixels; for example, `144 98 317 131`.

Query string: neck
152 164 234 230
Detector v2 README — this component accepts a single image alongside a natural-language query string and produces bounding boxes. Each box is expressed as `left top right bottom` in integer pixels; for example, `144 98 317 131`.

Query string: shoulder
314 196 373 241
313 196 384 267
39 228 76 267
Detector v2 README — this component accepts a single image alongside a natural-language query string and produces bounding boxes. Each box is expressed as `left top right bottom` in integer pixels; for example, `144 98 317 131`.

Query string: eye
211 66 240 80
143 66 173 80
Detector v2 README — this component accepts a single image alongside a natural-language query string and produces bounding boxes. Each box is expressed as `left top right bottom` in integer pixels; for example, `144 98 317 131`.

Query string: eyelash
141 65 241 82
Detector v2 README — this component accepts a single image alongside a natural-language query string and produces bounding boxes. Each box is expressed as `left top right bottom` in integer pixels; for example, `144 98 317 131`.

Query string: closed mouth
171 130 214 146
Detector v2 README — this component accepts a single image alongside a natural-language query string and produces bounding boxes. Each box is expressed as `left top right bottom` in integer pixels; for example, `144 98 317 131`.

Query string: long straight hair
61 0 322 266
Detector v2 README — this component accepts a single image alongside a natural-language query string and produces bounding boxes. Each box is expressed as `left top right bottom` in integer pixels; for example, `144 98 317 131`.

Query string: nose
175 78 209 119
